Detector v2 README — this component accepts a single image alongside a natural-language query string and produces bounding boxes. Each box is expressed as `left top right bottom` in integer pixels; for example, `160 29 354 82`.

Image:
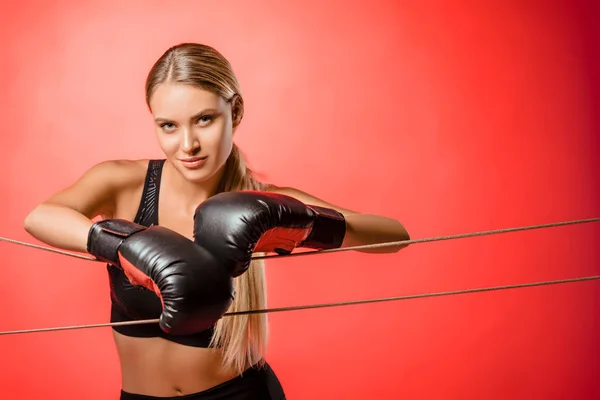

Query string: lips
180 156 208 169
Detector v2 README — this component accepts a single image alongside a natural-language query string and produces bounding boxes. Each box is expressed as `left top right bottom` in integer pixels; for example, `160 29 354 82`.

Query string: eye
159 122 176 132
197 115 214 126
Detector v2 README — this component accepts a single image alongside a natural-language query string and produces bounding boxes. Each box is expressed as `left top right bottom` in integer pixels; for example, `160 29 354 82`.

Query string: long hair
145 43 268 374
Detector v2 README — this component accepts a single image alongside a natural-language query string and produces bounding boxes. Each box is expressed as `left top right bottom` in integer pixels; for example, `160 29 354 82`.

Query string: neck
162 159 225 212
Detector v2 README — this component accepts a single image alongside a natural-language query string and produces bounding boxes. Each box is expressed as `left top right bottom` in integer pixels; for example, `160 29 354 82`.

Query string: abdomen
112 331 240 396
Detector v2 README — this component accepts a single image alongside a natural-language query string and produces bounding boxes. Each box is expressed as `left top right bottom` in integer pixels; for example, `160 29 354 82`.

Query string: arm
267 186 410 253
23 160 144 253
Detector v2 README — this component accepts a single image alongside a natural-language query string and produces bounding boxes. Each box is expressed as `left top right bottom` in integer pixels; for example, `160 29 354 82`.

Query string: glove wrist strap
301 205 346 250
87 219 146 266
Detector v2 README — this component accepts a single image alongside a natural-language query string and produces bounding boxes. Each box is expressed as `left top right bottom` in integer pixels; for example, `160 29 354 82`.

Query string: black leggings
119 363 285 400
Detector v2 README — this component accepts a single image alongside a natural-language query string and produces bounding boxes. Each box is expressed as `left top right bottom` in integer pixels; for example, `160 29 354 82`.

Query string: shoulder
263 184 293 195
39 159 155 220
81 159 150 191
91 158 149 173
263 184 325 201
263 184 358 216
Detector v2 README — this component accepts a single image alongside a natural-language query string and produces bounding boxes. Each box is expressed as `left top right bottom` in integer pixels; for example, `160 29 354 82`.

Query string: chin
180 169 214 183
176 163 220 184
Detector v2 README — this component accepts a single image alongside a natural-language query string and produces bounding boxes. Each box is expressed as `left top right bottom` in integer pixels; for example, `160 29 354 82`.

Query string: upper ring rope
1 217 598 262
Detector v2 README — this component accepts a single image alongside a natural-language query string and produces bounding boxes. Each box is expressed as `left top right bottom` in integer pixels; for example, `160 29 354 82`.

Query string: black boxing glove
87 219 234 335
193 190 346 276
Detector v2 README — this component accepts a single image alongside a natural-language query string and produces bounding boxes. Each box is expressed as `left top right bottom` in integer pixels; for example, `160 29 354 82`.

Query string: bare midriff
113 331 240 396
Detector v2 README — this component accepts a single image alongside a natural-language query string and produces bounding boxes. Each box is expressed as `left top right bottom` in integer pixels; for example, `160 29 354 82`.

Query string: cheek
219 132 233 156
217 133 233 164
203 125 233 157
155 130 179 155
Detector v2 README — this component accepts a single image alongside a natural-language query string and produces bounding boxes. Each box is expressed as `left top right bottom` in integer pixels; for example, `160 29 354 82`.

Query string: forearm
342 213 410 253
24 203 94 253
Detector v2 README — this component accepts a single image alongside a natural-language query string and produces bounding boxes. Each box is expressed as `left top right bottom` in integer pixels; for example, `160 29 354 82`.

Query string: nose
181 128 200 154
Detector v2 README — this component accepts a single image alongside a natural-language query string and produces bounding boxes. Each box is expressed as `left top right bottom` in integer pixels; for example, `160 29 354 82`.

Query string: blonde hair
145 43 268 374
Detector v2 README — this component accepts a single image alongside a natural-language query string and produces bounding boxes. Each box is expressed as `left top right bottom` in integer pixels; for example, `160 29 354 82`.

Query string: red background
1 1 598 399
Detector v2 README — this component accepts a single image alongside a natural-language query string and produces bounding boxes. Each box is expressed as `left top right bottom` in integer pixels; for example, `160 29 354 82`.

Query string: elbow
379 220 411 253
388 229 410 253
24 204 48 237
23 207 39 235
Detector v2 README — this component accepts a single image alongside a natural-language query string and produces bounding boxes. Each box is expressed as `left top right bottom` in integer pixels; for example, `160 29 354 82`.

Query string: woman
23 43 410 399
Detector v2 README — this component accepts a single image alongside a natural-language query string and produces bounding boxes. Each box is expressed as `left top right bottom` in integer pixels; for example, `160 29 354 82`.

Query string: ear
230 94 244 130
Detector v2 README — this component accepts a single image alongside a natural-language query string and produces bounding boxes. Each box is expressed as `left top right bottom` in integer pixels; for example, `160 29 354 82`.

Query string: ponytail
208 143 269 374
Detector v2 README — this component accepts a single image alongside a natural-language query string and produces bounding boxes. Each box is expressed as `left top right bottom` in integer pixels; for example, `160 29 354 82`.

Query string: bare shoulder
265 184 359 216
43 159 151 219
87 159 148 188
87 159 150 206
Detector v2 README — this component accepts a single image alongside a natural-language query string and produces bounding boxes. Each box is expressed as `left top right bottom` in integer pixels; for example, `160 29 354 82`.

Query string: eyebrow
154 108 220 123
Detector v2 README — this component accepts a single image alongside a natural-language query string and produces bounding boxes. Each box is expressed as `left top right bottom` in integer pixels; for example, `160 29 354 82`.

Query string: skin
23 82 410 396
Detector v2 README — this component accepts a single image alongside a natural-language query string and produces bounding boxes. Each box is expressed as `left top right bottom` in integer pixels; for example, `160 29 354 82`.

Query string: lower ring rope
1 274 597 336
1 217 598 262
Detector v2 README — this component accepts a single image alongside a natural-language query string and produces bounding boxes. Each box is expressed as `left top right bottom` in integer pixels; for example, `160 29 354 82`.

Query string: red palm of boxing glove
193 191 347 277
87 220 234 334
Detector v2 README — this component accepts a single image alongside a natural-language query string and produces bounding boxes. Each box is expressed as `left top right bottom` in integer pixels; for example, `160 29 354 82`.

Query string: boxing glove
87 219 234 335
193 190 346 276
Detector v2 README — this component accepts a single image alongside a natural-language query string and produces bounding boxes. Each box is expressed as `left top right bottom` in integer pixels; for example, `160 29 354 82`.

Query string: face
148 83 235 183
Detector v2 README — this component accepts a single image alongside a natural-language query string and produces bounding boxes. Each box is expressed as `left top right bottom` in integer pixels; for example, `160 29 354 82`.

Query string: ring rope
0 275 597 336
0 217 597 336
1 217 598 262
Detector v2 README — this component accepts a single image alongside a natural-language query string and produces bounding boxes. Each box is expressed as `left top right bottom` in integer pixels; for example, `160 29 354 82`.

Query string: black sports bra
107 159 216 347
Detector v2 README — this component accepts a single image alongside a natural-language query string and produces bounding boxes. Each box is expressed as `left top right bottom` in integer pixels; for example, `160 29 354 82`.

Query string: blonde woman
24 43 410 400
